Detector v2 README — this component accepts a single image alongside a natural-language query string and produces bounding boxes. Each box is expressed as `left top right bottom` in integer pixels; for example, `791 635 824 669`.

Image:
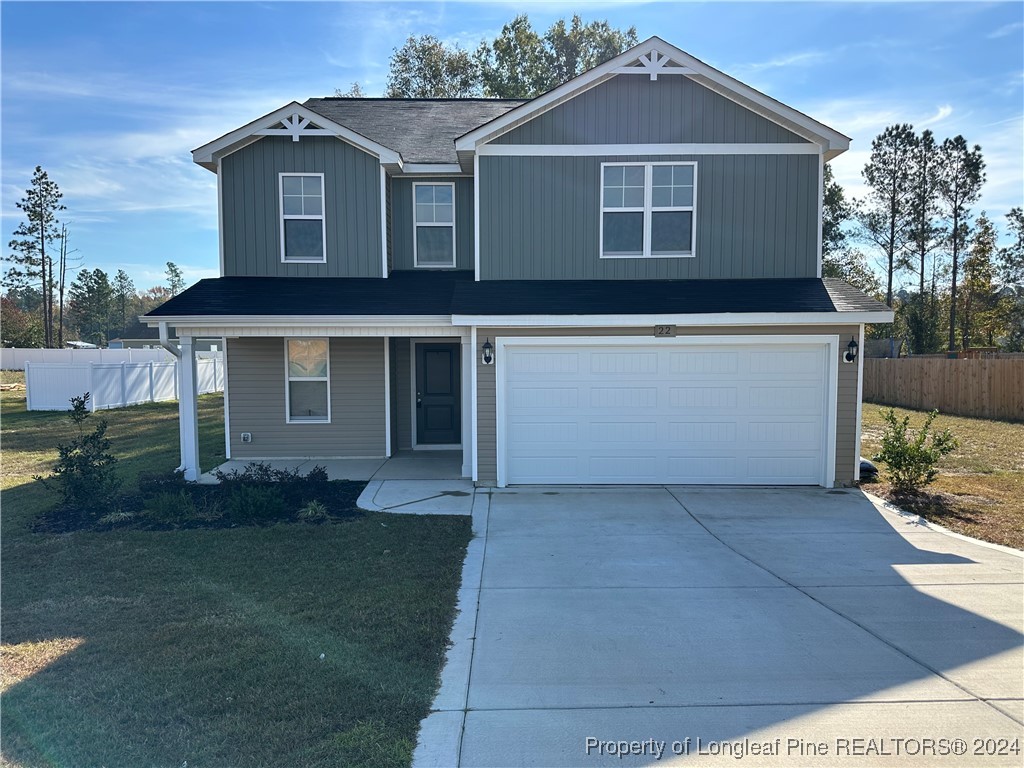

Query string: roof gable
192 102 402 172
455 37 850 162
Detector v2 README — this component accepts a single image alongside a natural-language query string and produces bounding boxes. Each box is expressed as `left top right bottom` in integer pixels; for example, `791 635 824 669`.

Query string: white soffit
192 102 403 172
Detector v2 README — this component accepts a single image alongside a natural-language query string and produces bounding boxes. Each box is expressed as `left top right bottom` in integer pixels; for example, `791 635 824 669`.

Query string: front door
415 342 461 446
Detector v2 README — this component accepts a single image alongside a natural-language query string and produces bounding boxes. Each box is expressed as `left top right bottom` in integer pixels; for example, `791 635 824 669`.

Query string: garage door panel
503 342 829 486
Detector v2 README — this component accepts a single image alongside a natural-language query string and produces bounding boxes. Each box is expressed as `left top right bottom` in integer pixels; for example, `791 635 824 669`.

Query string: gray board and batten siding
221 136 383 278
225 337 386 459
492 76 810 145
390 177 475 271
478 153 819 280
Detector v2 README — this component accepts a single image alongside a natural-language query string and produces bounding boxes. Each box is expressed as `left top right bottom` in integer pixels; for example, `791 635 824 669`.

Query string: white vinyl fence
2 347 172 370
25 356 224 411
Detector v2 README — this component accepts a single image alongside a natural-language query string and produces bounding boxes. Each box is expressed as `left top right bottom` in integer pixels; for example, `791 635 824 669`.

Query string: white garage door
499 338 833 486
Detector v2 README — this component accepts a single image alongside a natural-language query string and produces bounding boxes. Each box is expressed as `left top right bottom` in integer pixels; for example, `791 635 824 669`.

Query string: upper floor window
285 338 330 423
600 162 696 258
413 182 455 268
280 173 326 263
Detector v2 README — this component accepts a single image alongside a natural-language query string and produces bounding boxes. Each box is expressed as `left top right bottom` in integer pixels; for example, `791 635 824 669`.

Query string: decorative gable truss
192 102 403 172
255 111 335 142
612 50 695 80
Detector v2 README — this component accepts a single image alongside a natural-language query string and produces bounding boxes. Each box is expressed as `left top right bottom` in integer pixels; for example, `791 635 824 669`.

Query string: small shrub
304 465 329 484
297 499 329 523
138 469 186 496
225 484 286 524
214 462 303 484
142 489 224 526
872 408 958 492
98 510 136 526
37 393 121 516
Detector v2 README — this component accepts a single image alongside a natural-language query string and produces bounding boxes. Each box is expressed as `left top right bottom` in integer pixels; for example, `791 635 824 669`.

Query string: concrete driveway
415 488 1024 767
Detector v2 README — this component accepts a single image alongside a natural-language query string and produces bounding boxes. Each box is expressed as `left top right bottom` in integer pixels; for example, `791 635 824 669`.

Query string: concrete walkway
415 487 1024 767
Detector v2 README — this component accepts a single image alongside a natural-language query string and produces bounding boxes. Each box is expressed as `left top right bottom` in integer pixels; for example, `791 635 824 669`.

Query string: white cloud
920 104 954 127
738 50 828 74
988 21 1024 39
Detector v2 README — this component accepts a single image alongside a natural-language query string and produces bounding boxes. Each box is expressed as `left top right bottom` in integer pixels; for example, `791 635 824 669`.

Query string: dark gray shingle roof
303 98 526 164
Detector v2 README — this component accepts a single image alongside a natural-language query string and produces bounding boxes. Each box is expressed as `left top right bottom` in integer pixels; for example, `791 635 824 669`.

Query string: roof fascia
455 36 850 158
192 102 403 172
142 314 453 327
450 311 894 327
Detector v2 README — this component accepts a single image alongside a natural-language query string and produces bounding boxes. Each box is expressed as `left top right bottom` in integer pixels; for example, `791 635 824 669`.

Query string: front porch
200 449 464 483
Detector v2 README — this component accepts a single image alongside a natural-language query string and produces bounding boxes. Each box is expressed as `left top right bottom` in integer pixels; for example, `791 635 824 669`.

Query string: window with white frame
285 338 330 423
601 162 696 258
413 182 455 267
280 174 325 262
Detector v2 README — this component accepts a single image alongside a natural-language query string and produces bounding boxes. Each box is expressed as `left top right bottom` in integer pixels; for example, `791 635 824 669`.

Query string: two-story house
145 37 892 487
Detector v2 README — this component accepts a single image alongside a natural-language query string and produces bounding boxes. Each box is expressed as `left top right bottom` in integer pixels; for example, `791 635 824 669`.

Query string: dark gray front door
416 343 460 445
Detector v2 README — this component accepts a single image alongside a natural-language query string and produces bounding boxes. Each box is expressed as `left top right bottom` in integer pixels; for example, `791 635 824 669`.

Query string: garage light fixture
482 338 494 365
844 337 858 364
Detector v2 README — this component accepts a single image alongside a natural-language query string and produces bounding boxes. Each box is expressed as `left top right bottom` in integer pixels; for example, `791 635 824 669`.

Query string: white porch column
178 335 201 481
461 334 474 479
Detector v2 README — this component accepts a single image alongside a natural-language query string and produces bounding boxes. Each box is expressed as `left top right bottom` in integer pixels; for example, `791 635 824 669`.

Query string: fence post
149 361 155 403
24 361 32 411
120 361 128 408
89 363 97 411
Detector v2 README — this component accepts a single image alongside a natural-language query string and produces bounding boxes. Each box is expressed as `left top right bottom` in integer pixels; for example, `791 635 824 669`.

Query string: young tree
855 125 917 308
385 35 480 98
959 214 1000 347
4 166 66 347
936 136 985 352
996 208 1024 351
1 296 44 347
68 268 114 346
334 82 365 97
165 261 185 296
112 269 136 332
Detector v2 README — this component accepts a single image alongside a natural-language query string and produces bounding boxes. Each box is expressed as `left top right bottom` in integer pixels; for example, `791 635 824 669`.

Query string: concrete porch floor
199 450 464 483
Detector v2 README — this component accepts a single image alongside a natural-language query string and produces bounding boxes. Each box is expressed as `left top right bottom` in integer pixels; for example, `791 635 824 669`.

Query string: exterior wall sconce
844 337 859 364
482 338 494 365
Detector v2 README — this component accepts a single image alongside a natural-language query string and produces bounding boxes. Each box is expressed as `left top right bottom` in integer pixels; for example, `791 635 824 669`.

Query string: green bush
225 484 286 524
38 393 121 516
142 490 223 526
872 408 958 492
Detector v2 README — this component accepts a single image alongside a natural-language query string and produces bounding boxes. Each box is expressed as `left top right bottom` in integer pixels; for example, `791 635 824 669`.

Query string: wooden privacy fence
863 358 1024 421
25 357 224 411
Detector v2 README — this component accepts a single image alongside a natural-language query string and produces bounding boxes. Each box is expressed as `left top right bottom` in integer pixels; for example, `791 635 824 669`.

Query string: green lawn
860 402 1024 550
1 371 471 768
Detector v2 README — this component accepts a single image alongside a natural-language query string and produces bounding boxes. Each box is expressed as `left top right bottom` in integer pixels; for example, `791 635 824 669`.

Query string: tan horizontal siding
475 325 861 486
227 337 385 459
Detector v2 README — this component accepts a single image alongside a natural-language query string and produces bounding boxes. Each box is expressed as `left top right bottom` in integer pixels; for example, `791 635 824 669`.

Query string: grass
860 402 1024 550
1 370 472 768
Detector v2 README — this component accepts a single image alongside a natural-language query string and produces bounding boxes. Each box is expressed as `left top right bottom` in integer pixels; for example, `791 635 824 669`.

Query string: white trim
145 314 454 328
412 181 457 269
380 166 389 277
284 337 331 425
455 38 849 156
383 336 392 457
222 336 231 459
451 311 895 327
470 326 478 481
279 173 327 264
410 339 463 450
854 324 865 482
493 334 839 489
461 335 473 478
178 335 200 482
473 153 481 281
477 143 820 157
816 155 824 278
401 163 464 175
192 102 402 172
216 158 225 276
599 161 697 259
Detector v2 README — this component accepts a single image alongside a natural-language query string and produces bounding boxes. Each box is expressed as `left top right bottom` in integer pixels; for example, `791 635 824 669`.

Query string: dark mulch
33 468 367 534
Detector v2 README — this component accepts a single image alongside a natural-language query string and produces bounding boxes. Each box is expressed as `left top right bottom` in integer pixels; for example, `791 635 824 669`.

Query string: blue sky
2 1 1022 292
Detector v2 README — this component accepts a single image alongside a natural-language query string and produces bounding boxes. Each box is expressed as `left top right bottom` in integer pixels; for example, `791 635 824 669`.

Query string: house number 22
654 325 677 337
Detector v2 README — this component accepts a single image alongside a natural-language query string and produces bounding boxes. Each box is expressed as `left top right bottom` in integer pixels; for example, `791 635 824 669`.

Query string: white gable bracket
255 112 334 142
612 50 695 80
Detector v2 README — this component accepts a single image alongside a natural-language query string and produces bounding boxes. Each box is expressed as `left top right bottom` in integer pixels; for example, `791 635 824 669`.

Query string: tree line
822 127 1022 353
2 166 188 347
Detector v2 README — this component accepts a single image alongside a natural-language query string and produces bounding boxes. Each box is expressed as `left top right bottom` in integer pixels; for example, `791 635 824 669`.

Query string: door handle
416 392 422 408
